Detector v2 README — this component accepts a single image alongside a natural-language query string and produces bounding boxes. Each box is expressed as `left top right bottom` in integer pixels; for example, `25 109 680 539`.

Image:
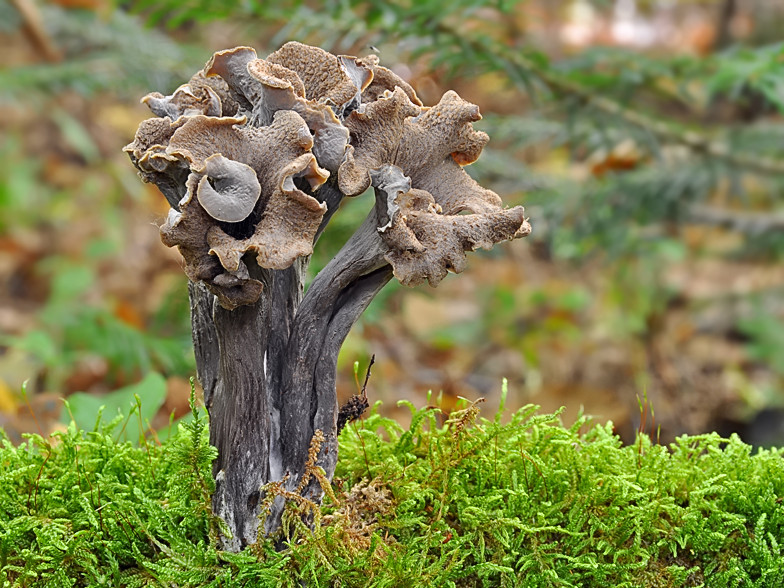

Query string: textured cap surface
371 165 531 287
267 41 369 117
130 109 328 308
126 41 531 307
340 88 499 214
356 54 422 106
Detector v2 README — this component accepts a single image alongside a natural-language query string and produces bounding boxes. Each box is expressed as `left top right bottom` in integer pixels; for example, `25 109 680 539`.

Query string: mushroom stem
265 207 390 527
188 280 219 409
185 176 354 548
206 258 272 551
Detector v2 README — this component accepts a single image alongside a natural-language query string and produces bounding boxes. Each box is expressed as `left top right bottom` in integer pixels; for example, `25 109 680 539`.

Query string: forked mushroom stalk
125 41 531 551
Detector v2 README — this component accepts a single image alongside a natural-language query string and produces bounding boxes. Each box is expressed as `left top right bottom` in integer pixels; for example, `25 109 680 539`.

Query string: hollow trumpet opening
216 209 263 240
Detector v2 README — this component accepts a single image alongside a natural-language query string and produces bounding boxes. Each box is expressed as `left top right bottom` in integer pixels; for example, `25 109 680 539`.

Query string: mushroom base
188 216 391 550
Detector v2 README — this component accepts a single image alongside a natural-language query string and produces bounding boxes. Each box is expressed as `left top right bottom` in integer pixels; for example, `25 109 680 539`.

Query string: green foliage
2 383 784 587
0 1 202 102
0 382 219 588
739 310 784 378
0 116 195 391
0 259 194 391
61 371 168 434
704 43 784 113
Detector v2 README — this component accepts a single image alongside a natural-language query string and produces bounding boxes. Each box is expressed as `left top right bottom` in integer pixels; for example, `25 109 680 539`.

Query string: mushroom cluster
125 42 530 308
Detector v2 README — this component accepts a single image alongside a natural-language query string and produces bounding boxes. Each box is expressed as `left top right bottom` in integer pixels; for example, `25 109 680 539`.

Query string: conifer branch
438 25 784 176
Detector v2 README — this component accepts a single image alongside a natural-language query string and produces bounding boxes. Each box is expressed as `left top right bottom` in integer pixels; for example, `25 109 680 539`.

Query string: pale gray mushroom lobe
196 154 262 223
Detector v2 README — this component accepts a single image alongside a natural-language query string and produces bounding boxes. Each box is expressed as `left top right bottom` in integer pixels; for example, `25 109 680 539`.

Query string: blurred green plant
60 370 166 433
0 0 201 102
1 257 194 391
0 0 201 392
739 310 784 378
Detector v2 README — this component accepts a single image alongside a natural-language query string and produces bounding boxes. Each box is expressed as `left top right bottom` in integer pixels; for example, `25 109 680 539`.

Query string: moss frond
2 386 783 587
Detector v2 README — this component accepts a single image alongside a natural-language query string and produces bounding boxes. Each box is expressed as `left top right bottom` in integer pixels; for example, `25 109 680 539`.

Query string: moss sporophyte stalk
2 380 783 587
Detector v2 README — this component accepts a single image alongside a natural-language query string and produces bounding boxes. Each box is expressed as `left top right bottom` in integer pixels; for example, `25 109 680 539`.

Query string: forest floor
1 1 783 449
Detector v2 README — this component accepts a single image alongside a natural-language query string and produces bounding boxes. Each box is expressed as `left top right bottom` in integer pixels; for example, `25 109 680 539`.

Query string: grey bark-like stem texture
208 260 272 550
268 208 391 527
188 281 219 409
279 210 387 471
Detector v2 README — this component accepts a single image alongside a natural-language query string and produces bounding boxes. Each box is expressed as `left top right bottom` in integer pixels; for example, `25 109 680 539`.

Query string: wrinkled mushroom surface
371 165 531 287
126 107 328 308
141 70 239 121
205 44 356 172
267 42 366 119
123 116 190 209
142 83 222 120
340 88 501 215
355 54 422 107
125 41 530 309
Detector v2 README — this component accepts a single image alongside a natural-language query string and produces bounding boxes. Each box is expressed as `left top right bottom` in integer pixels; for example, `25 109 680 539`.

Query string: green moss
1 383 783 587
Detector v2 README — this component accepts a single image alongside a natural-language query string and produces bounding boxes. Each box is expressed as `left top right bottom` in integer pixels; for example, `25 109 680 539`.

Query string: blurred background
1 0 783 447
